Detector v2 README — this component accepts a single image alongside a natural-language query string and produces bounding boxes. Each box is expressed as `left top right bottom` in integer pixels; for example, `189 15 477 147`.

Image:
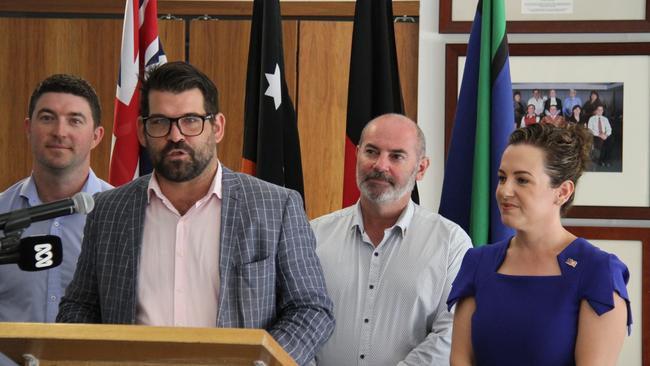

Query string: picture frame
444 42 650 219
439 0 650 33
565 226 649 365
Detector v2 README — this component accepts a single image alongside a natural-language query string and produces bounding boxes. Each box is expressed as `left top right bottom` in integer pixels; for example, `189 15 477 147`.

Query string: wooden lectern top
0 322 298 366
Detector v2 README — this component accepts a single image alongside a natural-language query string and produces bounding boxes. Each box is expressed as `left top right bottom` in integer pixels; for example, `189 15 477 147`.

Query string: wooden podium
0 323 297 366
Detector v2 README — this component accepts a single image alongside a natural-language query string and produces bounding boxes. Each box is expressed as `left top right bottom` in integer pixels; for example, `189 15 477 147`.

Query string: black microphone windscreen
18 235 63 271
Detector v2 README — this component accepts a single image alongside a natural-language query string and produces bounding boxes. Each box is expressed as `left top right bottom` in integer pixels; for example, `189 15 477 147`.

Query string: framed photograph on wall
439 0 650 33
444 42 650 219
564 226 649 365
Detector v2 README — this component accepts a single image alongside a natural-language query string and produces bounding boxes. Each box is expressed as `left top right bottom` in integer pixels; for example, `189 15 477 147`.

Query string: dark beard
150 141 212 182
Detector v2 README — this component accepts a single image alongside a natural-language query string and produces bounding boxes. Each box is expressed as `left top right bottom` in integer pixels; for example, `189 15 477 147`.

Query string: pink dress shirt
136 165 222 327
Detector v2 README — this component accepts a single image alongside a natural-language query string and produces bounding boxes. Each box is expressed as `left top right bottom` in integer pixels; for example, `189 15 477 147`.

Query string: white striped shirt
311 201 471 366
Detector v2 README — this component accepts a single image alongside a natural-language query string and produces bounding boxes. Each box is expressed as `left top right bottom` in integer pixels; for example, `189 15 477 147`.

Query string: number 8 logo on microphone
34 243 53 268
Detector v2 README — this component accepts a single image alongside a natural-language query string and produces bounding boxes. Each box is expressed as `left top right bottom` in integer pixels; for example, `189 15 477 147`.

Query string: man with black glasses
57 62 334 366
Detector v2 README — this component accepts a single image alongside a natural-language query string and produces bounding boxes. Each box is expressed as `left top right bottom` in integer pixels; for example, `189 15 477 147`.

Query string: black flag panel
343 0 418 207
241 0 304 199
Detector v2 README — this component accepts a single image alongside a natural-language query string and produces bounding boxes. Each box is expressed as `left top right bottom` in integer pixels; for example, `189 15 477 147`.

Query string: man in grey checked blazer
57 62 334 365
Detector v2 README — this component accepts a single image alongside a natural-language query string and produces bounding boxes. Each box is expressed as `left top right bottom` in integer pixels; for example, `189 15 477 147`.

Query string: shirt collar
18 175 41 206
147 162 223 204
351 199 416 237
81 169 106 195
19 169 104 207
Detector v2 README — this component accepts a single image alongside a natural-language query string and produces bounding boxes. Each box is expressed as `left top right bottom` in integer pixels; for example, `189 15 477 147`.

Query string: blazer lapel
216 167 242 326
126 176 149 323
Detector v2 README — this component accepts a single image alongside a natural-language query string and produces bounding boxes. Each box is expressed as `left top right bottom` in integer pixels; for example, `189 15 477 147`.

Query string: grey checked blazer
57 167 334 365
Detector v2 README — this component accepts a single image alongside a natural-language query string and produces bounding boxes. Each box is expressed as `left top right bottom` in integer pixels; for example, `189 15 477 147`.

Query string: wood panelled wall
0 1 419 17
0 15 418 219
0 18 185 191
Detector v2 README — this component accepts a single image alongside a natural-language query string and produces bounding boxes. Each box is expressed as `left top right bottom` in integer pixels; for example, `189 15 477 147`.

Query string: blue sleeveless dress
447 237 632 366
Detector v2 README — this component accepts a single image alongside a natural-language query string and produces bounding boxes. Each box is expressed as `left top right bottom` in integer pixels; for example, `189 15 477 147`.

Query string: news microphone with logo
0 235 63 271
0 192 94 231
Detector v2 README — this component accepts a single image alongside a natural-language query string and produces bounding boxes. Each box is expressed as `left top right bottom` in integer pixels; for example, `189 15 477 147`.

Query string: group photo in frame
445 42 650 219
512 83 623 172
565 226 649 365
439 0 650 33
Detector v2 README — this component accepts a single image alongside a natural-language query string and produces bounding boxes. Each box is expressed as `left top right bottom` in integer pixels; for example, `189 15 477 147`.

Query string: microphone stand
0 210 32 260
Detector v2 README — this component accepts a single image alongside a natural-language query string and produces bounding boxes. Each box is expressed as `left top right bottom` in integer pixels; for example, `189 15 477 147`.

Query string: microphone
0 192 94 232
0 235 63 271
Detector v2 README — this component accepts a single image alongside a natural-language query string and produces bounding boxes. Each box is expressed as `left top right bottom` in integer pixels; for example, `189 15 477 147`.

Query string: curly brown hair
508 123 592 215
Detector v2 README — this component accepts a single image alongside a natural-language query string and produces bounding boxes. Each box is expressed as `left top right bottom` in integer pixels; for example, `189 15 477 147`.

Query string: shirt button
50 295 56 301
364 318 369 323
369 285 374 289
360 355 365 359
373 252 378 257
53 222 60 227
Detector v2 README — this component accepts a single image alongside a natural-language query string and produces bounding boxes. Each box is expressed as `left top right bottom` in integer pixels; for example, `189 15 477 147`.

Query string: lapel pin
565 258 578 268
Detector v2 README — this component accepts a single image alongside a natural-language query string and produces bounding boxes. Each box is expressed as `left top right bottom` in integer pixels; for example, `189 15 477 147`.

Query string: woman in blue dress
447 123 631 366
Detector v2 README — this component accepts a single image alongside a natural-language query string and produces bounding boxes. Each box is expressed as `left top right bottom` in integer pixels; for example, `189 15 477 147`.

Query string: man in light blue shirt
0 74 111 324
563 88 582 117
312 114 472 365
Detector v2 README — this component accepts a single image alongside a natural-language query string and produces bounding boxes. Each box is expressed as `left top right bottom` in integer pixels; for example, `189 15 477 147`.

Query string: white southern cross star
264 63 282 110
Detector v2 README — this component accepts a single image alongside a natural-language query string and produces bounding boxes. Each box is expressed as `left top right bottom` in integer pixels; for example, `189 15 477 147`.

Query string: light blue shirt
563 96 582 117
311 201 471 366
0 170 112 323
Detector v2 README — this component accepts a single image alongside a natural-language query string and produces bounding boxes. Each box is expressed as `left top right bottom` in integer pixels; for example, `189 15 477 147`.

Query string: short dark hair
28 74 102 127
508 123 592 215
140 61 219 117
514 91 521 97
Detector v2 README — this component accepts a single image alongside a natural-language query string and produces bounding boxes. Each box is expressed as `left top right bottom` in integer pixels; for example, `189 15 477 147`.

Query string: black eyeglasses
142 114 214 138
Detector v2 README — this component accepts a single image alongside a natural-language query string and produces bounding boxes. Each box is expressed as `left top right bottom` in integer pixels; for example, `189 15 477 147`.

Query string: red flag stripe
140 1 159 48
342 137 360 207
109 0 166 187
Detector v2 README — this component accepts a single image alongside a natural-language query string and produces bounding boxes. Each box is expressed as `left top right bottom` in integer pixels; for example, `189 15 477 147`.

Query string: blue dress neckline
493 237 582 278
446 237 632 365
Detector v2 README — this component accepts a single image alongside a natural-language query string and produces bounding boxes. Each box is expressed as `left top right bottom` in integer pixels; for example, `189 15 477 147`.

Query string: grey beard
357 169 417 203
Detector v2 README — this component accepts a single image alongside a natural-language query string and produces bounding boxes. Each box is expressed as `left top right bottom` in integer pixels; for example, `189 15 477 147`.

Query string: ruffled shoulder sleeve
578 242 632 334
446 247 482 311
